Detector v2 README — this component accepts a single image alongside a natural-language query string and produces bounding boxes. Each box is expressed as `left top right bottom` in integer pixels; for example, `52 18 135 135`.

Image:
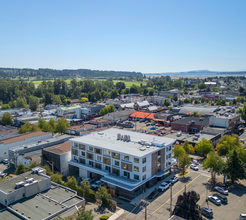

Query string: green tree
16 97 27 108
201 97 205 103
1 112 12 125
99 108 107 116
79 97 89 103
96 186 112 205
217 134 242 157
182 140 194 154
179 153 190 175
43 165 53 176
221 99 226 106
80 178 92 193
38 117 46 129
198 82 206 89
19 122 40 134
224 150 246 183
76 208 94 220
49 118 57 130
56 118 70 134
184 98 190 103
51 173 63 185
195 138 214 157
29 95 39 111
173 95 178 101
66 176 78 191
164 99 170 107
237 103 246 120
203 152 225 184
1 104 11 109
15 163 26 175
29 161 39 169
194 98 199 104
173 145 185 160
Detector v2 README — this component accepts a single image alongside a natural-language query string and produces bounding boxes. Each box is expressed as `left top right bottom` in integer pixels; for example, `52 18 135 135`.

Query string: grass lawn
31 79 146 87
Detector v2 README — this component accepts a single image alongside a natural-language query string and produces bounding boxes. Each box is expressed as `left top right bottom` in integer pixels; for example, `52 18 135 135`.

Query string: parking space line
238 179 245 186
179 172 190 177
144 174 201 219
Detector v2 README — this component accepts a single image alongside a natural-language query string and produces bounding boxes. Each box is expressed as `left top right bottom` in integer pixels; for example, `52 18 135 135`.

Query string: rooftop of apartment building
9 134 71 152
0 131 49 145
71 128 176 157
0 171 48 194
67 123 95 131
43 142 71 155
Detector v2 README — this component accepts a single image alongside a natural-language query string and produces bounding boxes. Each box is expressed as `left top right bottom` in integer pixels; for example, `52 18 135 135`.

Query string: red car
155 123 162 127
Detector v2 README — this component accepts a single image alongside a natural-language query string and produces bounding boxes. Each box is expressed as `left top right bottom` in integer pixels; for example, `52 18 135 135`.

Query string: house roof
147 106 158 111
43 142 71 155
120 103 134 108
0 131 49 145
137 100 149 107
178 106 218 116
130 111 151 119
146 113 156 119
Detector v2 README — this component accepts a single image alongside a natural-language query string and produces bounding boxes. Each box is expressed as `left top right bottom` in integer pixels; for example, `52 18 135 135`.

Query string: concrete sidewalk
130 171 178 205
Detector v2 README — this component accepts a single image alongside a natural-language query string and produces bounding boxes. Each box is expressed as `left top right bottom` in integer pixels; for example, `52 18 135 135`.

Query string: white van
239 214 246 219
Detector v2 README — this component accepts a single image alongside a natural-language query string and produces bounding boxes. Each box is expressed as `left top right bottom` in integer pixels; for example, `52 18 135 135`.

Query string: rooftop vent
15 181 25 189
140 147 146 151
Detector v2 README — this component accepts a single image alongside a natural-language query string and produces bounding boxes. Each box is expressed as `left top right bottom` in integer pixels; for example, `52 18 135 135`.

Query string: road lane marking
144 174 201 219
238 179 245 186
178 172 190 177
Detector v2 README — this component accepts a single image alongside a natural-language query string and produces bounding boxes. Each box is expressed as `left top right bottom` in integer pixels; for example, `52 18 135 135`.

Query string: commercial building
119 102 135 110
173 106 219 117
146 96 171 106
0 131 52 162
0 167 85 220
134 101 150 110
158 89 180 99
171 117 209 133
0 126 19 140
56 105 81 117
8 134 72 167
102 109 135 123
68 128 176 200
89 118 111 127
66 123 97 136
42 142 71 176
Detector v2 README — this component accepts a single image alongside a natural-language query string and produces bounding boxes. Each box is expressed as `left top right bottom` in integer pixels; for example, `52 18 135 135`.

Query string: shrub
85 191 96 200
100 215 109 220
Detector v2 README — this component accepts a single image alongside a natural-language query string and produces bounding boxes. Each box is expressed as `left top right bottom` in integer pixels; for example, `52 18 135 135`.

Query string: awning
190 127 197 129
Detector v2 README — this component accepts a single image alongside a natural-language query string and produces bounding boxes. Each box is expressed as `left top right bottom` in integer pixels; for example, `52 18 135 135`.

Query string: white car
91 180 104 189
190 164 199 171
170 176 179 184
191 160 199 165
208 196 221 205
158 182 170 191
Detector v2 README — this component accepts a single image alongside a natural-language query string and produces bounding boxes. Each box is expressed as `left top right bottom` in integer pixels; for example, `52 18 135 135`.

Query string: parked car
148 188 159 199
190 164 199 171
145 120 149 124
214 186 228 195
81 177 92 185
155 123 162 127
170 176 179 184
91 180 104 189
213 193 228 203
139 119 145 123
208 196 221 205
150 126 156 130
0 172 7 178
200 207 213 218
158 182 170 191
3 159 8 164
191 160 199 165
239 214 246 219
146 123 151 126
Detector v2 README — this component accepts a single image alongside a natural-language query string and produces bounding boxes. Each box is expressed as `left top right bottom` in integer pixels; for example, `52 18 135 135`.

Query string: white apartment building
68 128 176 200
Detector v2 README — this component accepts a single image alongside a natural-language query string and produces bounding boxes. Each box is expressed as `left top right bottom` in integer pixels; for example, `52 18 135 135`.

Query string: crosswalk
190 168 211 177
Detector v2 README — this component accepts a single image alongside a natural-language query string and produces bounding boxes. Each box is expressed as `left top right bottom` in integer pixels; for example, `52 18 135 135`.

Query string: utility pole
145 200 147 220
170 184 172 217
185 185 186 193
47 161 54 173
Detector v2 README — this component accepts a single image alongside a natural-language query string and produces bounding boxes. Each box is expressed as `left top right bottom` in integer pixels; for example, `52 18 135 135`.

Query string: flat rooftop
0 171 49 193
10 194 65 220
62 197 81 207
0 209 21 220
0 126 18 136
71 128 176 157
43 142 71 155
171 117 209 126
165 132 218 144
41 187 75 203
67 123 95 131
9 134 72 151
0 131 49 145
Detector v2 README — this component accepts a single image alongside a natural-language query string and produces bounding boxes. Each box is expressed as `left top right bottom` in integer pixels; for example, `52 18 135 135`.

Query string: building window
105 150 110 156
104 158 110 165
166 155 168 160
79 144 85 150
112 152 120 159
142 166 146 172
142 174 146 181
95 163 102 170
124 171 129 178
123 163 128 170
72 149 78 156
169 146 171 151
134 158 139 163
74 156 78 162
112 168 120 176
105 165 111 173
95 148 101 154
114 160 120 166
74 143 78 147
89 146 93 151
134 174 139 181
89 161 94 167
169 153 171 158
87 153 93 160
142 157 146 164
134 166 139 172
97 155 101 161
81 151 85 157
79 158 85 164
158 150 161 156
124 155 129 161
166 148 169 152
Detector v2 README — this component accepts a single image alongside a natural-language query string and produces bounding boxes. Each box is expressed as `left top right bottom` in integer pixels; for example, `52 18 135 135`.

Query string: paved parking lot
117 169 246 220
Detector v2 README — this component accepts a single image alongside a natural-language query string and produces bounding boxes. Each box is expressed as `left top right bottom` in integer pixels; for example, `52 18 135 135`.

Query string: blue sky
0 0 245 73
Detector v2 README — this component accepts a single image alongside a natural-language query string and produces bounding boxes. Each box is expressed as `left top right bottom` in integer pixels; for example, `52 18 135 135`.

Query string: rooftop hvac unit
26 178 34 183
117 133 121 140
126 135 130 142
140 147 146 151
15 181 25 189
191 120 195 124
123 135 127 141
121 135 124 141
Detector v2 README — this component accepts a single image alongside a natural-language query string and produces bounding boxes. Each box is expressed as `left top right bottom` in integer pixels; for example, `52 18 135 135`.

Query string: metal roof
178 106 218 116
